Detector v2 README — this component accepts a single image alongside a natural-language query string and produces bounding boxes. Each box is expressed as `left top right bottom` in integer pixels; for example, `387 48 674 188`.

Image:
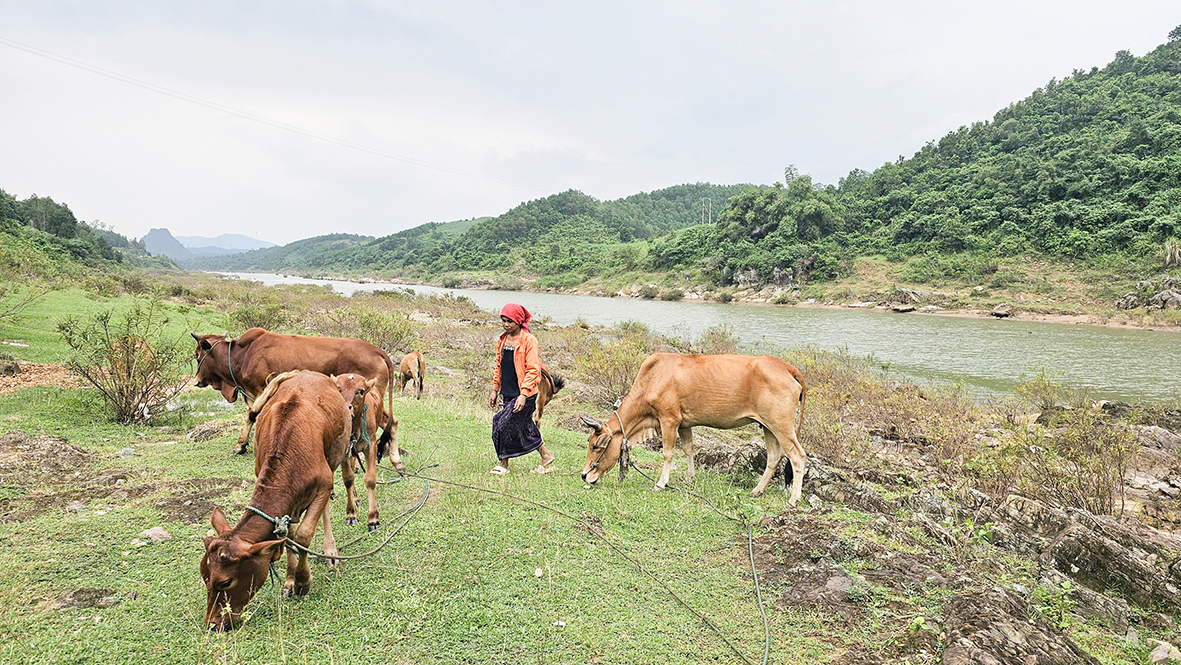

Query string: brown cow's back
252 371 350 513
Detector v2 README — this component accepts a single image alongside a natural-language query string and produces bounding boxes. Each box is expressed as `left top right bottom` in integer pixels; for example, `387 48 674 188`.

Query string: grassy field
0 276 1173 664
0 383 827 665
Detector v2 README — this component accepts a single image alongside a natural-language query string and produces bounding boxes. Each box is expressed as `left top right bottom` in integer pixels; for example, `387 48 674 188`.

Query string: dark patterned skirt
492 394 543 460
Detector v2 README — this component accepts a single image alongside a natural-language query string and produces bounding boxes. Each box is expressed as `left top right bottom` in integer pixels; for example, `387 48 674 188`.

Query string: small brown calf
396 352 425 399
333 373 402 532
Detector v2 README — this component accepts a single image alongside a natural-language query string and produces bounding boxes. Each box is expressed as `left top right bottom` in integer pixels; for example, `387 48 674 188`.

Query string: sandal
530 464 557 475
489 466 509 475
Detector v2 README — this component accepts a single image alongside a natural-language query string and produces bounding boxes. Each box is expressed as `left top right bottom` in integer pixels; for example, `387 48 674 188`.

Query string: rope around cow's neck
225 339 252 402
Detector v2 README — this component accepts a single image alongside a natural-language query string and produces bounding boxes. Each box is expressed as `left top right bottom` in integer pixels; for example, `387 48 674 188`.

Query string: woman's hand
488 391 498 409
512 395 526 413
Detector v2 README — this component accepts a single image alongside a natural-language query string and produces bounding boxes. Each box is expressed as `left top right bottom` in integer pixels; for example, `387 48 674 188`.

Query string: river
218 272 1179 403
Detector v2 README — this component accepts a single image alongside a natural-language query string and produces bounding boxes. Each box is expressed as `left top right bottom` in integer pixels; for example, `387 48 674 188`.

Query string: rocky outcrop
941 587 1101 664
1116 275 1181 310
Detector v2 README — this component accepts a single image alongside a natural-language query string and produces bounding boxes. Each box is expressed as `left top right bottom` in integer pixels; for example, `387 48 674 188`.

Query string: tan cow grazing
395 352 425 399
200 370 350 631
535 364 565 429
580 353 808 507
191 328 397 456
333 373 402 532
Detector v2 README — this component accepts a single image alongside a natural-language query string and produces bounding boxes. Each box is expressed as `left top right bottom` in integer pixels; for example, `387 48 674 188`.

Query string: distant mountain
175 233 276 253
141 228 192 262
186 233 376 271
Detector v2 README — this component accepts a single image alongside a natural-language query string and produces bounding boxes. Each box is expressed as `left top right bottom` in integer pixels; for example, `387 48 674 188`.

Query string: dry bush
788 347 979 473
304 303 416 354
695 324 739 355
229 291 290 333
57 299 189 424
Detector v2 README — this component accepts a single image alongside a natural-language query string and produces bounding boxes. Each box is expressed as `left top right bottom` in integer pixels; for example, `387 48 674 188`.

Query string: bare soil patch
153 477 251 525
36 587 122 611
0 362 80 394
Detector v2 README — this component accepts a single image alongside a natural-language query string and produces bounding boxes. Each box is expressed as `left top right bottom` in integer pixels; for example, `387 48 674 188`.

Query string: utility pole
700 197 713 225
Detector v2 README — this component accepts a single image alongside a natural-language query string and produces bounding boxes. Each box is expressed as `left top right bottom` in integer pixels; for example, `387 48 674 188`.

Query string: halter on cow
581 353 808 507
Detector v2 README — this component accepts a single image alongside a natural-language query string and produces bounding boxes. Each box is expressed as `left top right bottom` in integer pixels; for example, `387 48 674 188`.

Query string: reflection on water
216 272 1180 403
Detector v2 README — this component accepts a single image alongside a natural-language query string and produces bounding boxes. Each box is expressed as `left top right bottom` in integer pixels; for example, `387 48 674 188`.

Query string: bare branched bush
1015 369 1063 410
1020 410 1136 515
58 299 189 424
576 337 652 408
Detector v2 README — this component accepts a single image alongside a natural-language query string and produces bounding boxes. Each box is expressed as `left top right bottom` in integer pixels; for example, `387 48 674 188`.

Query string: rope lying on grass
383 422 771 665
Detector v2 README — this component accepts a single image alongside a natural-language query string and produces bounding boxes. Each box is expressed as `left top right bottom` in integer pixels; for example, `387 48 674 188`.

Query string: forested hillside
679 30 1181 286
190 184 747 278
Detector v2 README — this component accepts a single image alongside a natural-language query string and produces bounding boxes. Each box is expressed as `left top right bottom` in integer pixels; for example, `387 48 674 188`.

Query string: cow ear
579 415 603 435
199 339 212 351
365 378 377 390
203 536 217 551
210 507 232 536
247 539 286 560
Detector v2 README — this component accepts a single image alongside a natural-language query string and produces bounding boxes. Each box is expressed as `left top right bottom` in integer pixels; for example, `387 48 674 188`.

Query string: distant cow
580 353 807 507
191 328 397 455
535 364 565 429
334 373 402 532
396 352 425 399
200 370 350 631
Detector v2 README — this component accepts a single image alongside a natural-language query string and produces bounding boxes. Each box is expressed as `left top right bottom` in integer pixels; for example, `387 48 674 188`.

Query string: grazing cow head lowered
200 507 284 631
580 414 630 484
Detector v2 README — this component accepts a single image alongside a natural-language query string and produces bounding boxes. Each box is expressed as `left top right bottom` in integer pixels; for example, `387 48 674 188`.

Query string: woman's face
500 316 520 334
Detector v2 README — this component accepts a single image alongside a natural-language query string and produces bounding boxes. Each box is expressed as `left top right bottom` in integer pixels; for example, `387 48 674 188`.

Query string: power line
0 35 543 191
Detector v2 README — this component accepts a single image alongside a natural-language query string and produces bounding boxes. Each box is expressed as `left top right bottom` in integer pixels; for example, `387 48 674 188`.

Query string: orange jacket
492 330 541 397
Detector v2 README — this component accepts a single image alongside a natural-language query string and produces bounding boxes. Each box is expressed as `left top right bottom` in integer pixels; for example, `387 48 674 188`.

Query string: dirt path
0 362 80 395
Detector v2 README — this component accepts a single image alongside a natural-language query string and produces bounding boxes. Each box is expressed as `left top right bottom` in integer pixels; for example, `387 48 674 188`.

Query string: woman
488 303 556 475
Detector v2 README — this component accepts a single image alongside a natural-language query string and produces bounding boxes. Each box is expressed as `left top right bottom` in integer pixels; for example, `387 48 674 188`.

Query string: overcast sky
2 1 1180 246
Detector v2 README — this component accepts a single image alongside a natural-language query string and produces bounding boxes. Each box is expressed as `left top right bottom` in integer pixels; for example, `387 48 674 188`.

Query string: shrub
229 292 289 332
57 299 189 424
576 337 652 408
441 275 462 289
695 324 739 355
638 284 659 299
307 304 416 354
659 288 684 301
715 290 734 303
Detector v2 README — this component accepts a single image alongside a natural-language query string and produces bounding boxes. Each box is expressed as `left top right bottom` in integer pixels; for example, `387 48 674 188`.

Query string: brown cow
395 352 425 399
580 353 808 507
535 364 565 429
333 373 402 531
200 370 350 630
191 328 397 456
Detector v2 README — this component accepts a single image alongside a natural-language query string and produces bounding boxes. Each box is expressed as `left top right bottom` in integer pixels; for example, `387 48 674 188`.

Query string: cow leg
415 374 423 399
320 501 339 567
341 451 358 527
534 392 546 429
385 415 403 472
678 427 696 484
365 436 380 531
772 423 806 508
284 485 330 596
233 416 253 455
752 426 784 498
655 420 680 490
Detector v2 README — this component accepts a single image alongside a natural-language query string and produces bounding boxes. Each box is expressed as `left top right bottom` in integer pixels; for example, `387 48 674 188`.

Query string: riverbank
269 268 1181 334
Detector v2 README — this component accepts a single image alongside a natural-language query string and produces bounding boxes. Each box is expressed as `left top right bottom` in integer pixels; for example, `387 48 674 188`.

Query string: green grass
0 288 226 364
0 389 834 665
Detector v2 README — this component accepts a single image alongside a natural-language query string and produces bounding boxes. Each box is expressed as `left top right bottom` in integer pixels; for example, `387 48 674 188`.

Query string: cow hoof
282 582 309 598
232 446 248 456
323 556 339 568
750 488 765 497
368 522 380 532
653 484 666 492
345 516 357 527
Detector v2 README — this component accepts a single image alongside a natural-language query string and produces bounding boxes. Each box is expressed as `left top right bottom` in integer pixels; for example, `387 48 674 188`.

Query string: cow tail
417 353 425 392
248 370 302 422
791 367 807 441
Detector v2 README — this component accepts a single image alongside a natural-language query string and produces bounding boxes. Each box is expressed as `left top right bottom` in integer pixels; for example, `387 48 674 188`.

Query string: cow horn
579 415 600 429
191 332 200 341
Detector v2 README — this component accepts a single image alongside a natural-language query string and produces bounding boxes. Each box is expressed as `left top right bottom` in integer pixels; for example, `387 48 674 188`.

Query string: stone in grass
138 526 172 542
1150 639 1181 664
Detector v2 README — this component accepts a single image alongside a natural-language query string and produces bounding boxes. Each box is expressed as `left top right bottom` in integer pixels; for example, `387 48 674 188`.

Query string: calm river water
220 272 1179 403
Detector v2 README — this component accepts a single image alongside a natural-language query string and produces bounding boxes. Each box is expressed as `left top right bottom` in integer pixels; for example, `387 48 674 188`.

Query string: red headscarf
499 303 532 331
